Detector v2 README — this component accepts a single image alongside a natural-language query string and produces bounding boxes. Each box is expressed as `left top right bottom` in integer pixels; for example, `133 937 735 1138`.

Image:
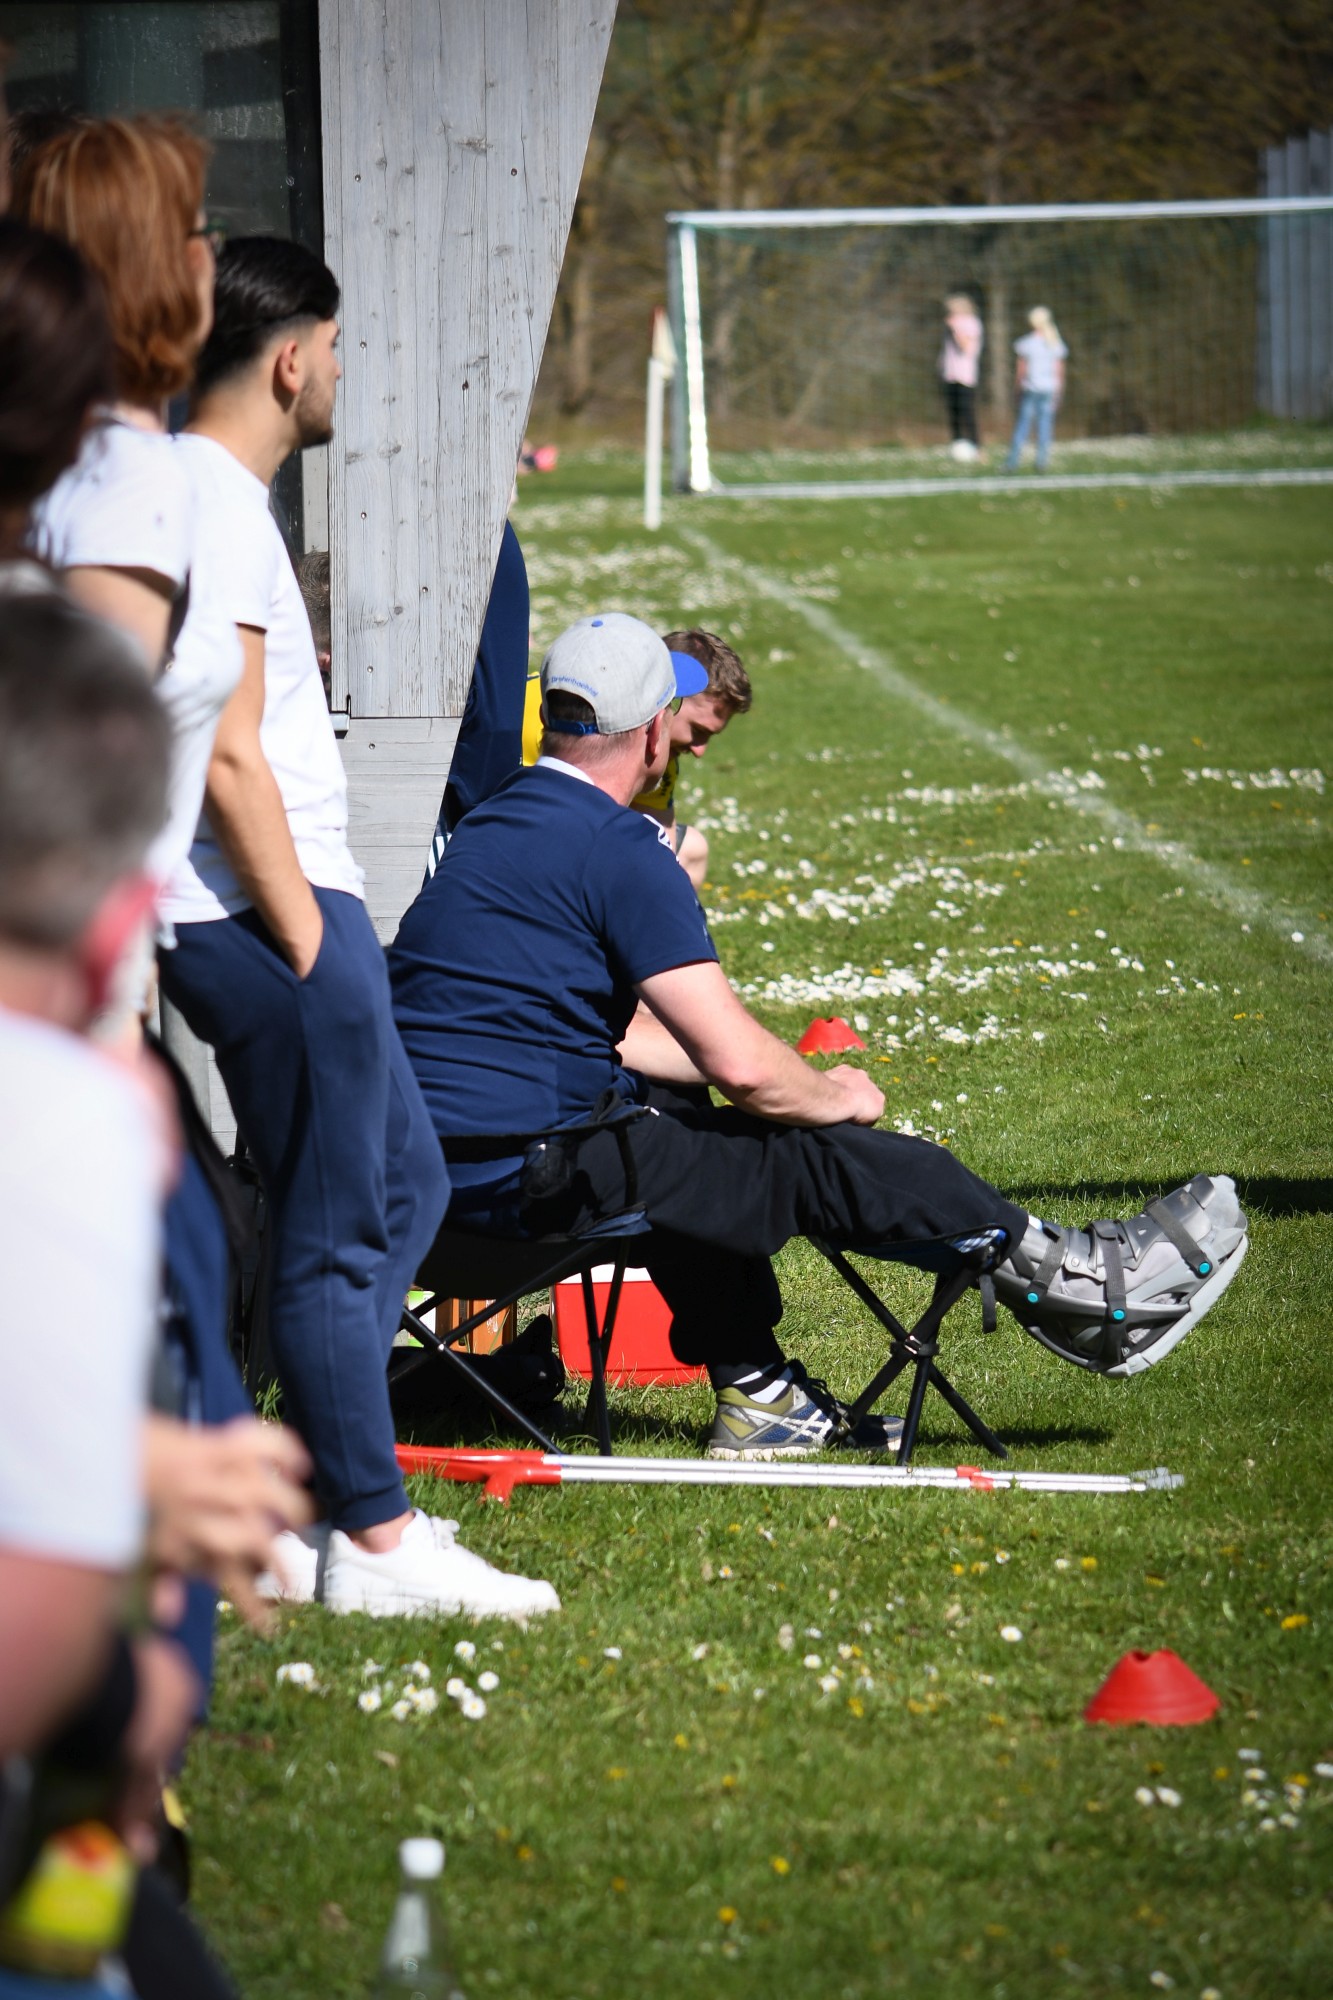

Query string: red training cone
796 1016 867 1055
1083 1648 1220 1726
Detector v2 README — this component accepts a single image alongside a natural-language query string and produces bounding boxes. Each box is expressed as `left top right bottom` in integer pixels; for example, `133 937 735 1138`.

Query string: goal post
665 198 1333 495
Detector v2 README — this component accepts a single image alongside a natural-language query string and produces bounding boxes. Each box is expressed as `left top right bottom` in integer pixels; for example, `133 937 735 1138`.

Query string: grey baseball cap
541 612 710 735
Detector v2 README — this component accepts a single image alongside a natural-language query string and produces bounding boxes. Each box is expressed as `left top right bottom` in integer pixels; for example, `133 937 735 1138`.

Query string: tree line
531 0 1333 436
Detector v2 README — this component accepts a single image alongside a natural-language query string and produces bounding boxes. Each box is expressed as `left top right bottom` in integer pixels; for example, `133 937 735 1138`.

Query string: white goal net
666 200 1333 495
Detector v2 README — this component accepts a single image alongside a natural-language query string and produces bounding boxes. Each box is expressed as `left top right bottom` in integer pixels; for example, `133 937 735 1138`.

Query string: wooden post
320 0 618 938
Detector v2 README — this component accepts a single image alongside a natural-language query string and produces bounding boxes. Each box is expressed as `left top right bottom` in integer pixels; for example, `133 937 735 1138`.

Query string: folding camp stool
395 1214 651 1456
812 1231 1009 1467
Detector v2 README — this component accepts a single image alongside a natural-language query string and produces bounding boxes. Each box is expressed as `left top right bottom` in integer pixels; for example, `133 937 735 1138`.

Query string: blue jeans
1005 390 1055 469
159 889 450 1528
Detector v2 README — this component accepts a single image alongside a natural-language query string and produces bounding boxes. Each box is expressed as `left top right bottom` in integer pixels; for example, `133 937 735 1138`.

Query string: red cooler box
553 1265 704 1386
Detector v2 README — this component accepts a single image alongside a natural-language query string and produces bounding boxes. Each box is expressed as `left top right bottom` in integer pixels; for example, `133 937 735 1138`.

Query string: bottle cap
399 1837 445 1880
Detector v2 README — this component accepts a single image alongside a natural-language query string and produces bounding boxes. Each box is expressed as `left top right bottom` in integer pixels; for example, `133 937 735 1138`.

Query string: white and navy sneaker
992 1173 1248 1377
706 1360 903 1460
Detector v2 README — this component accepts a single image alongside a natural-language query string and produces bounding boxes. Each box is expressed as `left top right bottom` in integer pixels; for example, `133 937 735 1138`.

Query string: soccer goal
665 199 1333 497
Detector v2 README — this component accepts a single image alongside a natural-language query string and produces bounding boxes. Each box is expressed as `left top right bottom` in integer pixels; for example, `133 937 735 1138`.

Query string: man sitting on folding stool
388 613 1248 1460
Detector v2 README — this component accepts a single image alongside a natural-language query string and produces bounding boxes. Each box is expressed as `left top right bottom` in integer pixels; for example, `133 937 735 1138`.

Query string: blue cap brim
669 652 711 700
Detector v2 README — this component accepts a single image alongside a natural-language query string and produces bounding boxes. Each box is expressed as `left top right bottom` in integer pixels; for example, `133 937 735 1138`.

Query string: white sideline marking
676 524 1333 967
708 467 1333 503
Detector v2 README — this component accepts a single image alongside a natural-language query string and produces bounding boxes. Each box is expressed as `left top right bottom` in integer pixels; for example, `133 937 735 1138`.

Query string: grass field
187 458 1332 1999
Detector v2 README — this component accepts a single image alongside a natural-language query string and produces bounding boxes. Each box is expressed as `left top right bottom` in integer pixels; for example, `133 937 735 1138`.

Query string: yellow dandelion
770 1857 790 1876
718 1906 737 1925
1080 1556 1098 1571
611 1877 628 1894
674 1732 689 1749
1281 1613 1309 1630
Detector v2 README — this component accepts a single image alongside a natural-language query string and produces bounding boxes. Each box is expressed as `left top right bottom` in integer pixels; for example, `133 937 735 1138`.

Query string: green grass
186 466 1333 1998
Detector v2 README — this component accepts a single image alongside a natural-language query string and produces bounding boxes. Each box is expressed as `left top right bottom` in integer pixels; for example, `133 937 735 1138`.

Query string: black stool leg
581 1263 618 1456
398 1303 559 1452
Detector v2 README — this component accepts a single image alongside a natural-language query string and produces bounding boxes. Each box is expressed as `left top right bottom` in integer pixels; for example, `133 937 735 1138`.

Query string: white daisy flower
604 1647 623 1660
818 1674 841 1695
1155 1787 1181 1808
1279 1813 1298 1828
1237 1747 1261 1762
410 1687 438 1715
1054 1558 1071 1571
1247 1768 1267 1782
477 1671 499 1692
362 1660 384 1680
1314 1762 1333 1780
1257 1817 1277 1833
1000 1626 1023 1643
803 1654 823 1670
977 1673 996 1687
389 1699 412 1722
1148 1972 1173 1990
461 1694 487 1720
1135 1787 1157 1807
454 1640 476 1663
358 1689 382 1714
276 1662 317 1689
691 1643 709 1661
445 1677 467 1700
407 1661 431 1682
777 1625 795 1651
994 1551 1011 1565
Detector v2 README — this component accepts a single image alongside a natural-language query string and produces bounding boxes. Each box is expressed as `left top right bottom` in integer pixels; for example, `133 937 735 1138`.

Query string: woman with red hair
16 116 242 925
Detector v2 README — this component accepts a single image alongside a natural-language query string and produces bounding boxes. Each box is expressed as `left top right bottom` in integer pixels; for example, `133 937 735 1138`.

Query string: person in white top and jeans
159 237 558 1620
1004 305 1069 472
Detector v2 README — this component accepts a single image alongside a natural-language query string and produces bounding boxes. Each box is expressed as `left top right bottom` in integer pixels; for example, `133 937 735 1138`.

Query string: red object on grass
1083 1648 1220 1726
796 1016 866 1055
395 1445 557 1503
553 1267 704 1386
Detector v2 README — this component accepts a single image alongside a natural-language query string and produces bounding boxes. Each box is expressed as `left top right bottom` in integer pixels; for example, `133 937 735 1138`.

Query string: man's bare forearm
617 1003 709 1086
205 750 323 976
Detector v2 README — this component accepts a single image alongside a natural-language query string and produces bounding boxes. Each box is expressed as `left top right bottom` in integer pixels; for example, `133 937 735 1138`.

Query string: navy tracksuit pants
159 889 450 1529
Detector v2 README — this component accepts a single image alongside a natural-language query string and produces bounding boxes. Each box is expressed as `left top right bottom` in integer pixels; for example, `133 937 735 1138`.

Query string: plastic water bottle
373 1838 466 1999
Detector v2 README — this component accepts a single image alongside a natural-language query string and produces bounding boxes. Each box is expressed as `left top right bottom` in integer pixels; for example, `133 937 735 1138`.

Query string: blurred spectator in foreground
0 215 112 579
0 596 186 1994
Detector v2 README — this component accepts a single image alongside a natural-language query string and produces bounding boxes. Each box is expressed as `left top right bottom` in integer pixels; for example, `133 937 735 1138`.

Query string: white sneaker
321 1509 561 1620
255 1522 331 1603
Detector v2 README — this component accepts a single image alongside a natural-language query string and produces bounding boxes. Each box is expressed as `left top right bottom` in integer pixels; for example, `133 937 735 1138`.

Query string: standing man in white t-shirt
159 238 558 1620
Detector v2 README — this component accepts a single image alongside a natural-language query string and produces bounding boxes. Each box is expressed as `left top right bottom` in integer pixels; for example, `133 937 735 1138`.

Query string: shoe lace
784 1360 849 1424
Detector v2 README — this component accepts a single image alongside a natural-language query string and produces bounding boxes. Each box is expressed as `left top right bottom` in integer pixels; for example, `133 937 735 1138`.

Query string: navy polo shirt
388 761 718 1142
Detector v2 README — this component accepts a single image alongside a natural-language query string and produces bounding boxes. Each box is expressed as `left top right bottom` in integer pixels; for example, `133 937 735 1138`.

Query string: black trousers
944 380 978 445
490 1086 1028 1370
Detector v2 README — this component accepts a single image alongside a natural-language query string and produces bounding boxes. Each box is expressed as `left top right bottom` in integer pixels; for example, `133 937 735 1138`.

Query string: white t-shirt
161 433 363 923
27 417 244 898
31 417 193 613
1015 330 1068 395
0 1011 160 1568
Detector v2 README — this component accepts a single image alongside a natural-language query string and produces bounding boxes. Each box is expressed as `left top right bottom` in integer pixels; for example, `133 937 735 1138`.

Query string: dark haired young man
158 238 558 1619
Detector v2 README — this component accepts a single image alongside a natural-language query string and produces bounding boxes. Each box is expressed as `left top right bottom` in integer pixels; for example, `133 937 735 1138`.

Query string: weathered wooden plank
322 0 616 720
340 716 459 941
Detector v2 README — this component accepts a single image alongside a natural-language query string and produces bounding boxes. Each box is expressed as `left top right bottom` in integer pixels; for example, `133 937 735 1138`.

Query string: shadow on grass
1006 1176 1333 1220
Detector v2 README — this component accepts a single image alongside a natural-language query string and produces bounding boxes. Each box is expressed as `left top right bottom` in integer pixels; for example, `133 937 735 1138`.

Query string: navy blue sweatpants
159 889 450 1529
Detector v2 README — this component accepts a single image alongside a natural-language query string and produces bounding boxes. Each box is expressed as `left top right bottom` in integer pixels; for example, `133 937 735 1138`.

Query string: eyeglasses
189 216 227 251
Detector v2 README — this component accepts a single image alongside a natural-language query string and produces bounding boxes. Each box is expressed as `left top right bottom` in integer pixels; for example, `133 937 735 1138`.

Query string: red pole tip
1083 1648 1220 1726
796 1015 867 1055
